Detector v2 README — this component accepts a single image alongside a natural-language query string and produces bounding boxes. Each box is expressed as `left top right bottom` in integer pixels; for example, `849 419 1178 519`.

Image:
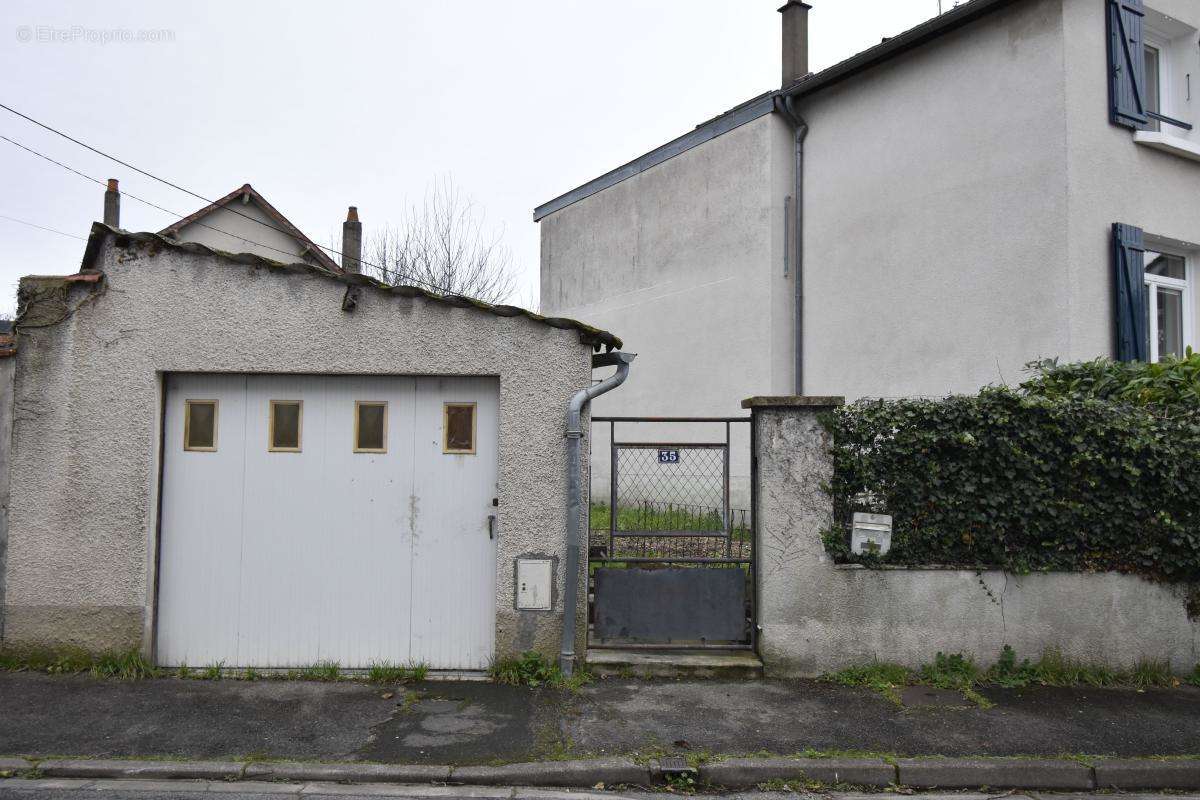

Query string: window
1144 248 1192 362
443 403 476 454
354 401 388 453
269 400 302 452
1109 1 1197 144
1142 40 1162 132
183 400 218 451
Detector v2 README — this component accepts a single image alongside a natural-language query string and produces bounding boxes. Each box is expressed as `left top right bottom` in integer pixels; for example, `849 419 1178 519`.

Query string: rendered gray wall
0 356 13 643
3 233 595 662
750 398 1200 676
540 114 792 508
799 0 1076 399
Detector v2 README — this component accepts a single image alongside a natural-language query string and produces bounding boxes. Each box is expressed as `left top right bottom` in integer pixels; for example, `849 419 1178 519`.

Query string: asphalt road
2 673 1200 763
1 784 1196 800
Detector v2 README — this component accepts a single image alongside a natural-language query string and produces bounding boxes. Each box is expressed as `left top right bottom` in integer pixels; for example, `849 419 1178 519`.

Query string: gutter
560 350 636 675
774 95 808 395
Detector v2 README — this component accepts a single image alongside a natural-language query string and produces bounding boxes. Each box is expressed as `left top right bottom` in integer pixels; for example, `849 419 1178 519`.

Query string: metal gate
588 416 754 650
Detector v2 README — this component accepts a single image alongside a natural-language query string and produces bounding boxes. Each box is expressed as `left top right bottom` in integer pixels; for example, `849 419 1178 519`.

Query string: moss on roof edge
80 222 622 351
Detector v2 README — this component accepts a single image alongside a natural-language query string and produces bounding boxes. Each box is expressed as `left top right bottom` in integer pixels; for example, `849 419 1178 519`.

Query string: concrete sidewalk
1 673 1198 765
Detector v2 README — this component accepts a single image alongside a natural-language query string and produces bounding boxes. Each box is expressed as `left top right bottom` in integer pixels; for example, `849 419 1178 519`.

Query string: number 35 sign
657 449 680 464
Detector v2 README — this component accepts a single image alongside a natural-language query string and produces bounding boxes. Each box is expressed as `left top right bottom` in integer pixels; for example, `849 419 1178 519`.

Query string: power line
0 102 440 289
0 213 88 241
0 129 454 295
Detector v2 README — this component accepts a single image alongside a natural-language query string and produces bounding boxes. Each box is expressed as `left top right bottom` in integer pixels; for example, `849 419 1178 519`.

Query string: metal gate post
609 420 617 554
723 421 732 558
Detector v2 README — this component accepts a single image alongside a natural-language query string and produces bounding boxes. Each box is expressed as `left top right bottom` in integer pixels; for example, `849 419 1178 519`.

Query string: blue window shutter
1113 223 1148 362
1107 0 1148 128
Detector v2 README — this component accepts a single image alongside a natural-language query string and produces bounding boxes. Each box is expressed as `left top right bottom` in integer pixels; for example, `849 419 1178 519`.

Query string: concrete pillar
778 0 811 87
341 206 362 274
741 395 842 674
103 179 120 228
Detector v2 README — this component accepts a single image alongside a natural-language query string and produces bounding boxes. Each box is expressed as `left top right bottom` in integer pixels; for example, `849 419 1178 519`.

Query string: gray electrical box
516 558 553 610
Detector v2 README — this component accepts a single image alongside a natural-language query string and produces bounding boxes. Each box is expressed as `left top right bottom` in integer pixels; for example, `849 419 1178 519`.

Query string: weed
366 661 428 684
821 661 911 706
1188 665 1200 687
243 668 260 682
1 647 88 675
202 662 225 681
1127 659 1176 688
919 652 980 690
175 663 191 680
89 650 160 680
489 651 592 690
297 661 341 681
985 646 1175 689
663 771 697 793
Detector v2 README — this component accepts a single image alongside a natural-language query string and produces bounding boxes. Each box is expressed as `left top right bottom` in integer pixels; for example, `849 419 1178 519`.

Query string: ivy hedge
1021 348 1200 406
824 369 1200 581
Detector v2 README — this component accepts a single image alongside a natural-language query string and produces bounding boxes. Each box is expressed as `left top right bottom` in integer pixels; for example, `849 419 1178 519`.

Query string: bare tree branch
345 177 518 305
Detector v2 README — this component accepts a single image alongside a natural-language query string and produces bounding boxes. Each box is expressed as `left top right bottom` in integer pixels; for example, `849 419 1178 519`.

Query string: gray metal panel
592 567 747 643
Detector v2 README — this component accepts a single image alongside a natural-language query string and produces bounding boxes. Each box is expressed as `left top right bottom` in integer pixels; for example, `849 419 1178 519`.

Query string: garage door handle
488 514 497 540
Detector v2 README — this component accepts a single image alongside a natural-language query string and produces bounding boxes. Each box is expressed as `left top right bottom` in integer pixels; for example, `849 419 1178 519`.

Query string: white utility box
516 558 553 610
851 512 893 556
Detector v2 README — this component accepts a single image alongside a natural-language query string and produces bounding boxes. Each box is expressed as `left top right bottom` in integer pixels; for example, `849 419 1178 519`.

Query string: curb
702 757 895 787
2 755 1199 790
894 758 1093 790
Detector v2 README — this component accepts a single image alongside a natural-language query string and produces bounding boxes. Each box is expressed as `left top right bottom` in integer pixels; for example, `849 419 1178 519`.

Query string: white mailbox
516 558 553 610
851 512 893 556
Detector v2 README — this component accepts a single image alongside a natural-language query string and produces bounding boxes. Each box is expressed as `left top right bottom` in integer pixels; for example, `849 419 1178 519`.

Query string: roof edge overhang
778 0 1021 101
533 93 777 222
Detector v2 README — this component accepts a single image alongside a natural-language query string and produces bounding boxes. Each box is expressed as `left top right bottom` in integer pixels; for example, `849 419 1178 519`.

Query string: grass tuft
366 661 429 684
89 650 160 680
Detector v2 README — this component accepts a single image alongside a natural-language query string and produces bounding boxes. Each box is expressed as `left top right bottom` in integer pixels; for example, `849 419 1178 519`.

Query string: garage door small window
354 401 388 453
269 400 303 452
444 403 476 454
183 400 218 452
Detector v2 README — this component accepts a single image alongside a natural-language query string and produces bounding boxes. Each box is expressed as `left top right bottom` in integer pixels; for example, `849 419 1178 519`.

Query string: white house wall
2 239 594 662
799 0 1074 399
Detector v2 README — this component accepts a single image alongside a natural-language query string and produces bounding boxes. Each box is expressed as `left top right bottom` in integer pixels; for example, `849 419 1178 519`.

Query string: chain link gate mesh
587 417 755 648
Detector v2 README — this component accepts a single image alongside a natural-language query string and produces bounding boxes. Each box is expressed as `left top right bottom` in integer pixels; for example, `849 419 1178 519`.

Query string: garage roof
79 223 623 351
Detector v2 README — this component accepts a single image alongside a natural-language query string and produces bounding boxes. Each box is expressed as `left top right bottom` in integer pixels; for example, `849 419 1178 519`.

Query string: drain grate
657 756 695 775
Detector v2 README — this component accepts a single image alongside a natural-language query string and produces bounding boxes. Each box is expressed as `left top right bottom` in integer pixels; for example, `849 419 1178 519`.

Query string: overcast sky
0 0 947 315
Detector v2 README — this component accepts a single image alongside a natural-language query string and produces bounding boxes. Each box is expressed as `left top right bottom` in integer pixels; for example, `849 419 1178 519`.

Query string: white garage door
156 374 500 670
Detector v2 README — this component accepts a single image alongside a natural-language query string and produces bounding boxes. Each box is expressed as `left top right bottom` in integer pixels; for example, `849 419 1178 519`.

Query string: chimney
341 206 362 273
779 0 811 88
103 178 120 228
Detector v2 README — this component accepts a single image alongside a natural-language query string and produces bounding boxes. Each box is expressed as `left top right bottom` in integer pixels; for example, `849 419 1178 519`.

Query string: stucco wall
540 113 789 505
2 233 596 664
751 399 1200 676
0 356 12 642
799 0 1075 400
1061 0 1200 358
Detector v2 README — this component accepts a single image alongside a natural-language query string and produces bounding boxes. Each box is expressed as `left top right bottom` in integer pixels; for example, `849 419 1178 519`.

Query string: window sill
1134 130 1200 163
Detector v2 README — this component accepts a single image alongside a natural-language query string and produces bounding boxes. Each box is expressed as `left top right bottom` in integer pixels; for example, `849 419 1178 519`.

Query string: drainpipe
560 350 635 676
774 94 808 395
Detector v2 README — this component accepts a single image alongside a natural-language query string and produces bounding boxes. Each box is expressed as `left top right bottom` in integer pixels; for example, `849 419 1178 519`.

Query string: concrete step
586 648 763 679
